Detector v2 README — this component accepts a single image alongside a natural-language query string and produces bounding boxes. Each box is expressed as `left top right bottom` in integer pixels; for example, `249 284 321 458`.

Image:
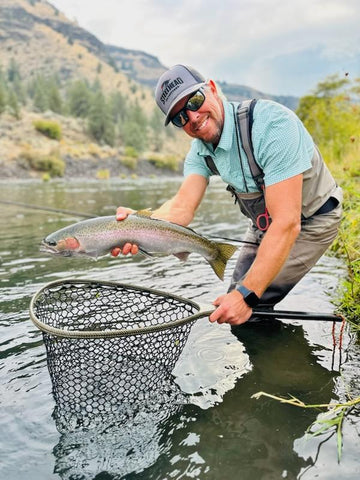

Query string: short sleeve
183 140 212 178
253 101 314 187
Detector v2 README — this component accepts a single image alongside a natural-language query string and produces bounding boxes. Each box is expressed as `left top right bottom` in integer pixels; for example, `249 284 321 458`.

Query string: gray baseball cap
155 64 206 125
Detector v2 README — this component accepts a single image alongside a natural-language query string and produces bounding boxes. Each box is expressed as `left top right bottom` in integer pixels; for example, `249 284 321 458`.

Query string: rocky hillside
0 0 153 104
0 0 299 181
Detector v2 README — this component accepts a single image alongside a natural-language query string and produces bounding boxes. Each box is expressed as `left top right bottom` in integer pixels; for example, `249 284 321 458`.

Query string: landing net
30 279 200 415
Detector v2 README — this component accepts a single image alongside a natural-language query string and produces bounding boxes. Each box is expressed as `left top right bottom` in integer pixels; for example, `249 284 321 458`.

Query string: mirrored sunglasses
171 89 206 127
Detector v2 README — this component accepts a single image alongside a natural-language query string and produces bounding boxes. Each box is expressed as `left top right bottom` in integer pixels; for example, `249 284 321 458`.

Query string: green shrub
148 154 179 172
27 154 65 177
120 156 138 170
33 119 62 140
96 169 110 180
124 146 138 158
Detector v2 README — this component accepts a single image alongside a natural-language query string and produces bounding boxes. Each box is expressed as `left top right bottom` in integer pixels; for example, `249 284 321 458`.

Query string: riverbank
0 109 189 181
0 154 185 181
331 176 360 327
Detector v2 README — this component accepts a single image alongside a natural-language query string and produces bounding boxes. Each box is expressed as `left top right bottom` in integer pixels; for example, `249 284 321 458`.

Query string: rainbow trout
41 210 237 280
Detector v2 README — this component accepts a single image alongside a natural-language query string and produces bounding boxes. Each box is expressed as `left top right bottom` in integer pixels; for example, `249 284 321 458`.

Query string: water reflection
53 383 186 479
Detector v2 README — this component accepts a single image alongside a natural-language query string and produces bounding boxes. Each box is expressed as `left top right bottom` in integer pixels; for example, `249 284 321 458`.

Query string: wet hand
111 206 138 256
209 290 253 325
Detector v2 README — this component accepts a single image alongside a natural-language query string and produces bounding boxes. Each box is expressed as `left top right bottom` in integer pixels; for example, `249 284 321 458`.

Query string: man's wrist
236 284 260 308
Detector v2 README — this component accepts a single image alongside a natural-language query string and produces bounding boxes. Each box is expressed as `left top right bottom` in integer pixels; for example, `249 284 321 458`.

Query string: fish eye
47 240 57 247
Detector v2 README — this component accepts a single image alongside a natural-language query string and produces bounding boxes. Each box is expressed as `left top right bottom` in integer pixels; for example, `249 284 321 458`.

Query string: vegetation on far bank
0 58 187 178
296 74 360 326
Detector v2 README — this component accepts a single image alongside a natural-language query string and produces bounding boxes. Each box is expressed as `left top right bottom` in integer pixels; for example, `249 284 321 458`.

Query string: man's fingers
116 207 135 221
209 304 224 323
130 244 139 255
111 243 139 256
116 211 128 221
121 243 133 255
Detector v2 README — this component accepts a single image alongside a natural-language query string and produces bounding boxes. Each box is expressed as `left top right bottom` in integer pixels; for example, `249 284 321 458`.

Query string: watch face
245 291 259 307
237 285 260 307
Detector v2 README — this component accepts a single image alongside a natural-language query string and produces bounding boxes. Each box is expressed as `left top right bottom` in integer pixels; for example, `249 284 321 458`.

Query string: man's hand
209 290 253 325
111 207 139 257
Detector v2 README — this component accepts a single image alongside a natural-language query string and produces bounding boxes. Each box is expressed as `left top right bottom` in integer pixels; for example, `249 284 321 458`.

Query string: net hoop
29 278 211 339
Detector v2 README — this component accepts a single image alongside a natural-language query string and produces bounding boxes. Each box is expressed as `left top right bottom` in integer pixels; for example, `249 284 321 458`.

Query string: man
112 64 342 326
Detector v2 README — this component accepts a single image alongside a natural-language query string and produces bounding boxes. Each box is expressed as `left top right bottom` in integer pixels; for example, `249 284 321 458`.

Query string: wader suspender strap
235 99 264 190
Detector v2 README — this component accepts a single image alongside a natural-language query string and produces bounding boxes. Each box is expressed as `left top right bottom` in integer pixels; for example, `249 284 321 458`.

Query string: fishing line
0 200 95 218
0 199 259 245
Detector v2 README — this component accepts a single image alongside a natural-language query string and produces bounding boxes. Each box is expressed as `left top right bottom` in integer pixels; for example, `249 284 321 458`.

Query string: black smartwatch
236 285 260 308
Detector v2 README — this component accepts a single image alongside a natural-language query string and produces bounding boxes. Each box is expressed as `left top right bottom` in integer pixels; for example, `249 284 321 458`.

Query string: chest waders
205 100 271 232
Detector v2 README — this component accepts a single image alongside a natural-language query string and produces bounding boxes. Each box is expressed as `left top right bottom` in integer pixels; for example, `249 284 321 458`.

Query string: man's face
170 81 224 146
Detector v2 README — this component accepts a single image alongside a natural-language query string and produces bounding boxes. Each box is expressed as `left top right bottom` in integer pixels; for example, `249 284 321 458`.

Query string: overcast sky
50 0 360 97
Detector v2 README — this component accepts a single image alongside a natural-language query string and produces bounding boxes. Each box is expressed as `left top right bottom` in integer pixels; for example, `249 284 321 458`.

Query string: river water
0 178 359 480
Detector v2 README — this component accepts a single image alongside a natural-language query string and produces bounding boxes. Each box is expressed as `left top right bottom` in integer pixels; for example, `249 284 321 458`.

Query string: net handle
29 279 345 339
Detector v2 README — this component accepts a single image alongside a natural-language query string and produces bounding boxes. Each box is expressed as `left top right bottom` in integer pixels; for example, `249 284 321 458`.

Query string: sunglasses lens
186 90 205 111
172 110 189 127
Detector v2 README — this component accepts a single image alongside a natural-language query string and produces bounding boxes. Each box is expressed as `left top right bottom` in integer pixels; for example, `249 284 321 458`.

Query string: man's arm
112 174 208 256
210 174 303 324
151 174 208 225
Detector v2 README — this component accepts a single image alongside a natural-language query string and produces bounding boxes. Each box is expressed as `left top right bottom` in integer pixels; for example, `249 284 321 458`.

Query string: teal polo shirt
183 99 315 193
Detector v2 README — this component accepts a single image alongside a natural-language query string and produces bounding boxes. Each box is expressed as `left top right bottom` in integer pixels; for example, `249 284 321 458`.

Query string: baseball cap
155 64 206 125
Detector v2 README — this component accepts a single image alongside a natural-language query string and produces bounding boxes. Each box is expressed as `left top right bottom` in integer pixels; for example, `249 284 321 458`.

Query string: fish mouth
40 240 69 256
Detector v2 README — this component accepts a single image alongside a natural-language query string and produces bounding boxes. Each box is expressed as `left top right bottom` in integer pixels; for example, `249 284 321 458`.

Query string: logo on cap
159 77 184 105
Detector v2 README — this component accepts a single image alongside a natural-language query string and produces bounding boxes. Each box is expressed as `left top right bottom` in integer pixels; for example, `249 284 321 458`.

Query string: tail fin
209 242 237 280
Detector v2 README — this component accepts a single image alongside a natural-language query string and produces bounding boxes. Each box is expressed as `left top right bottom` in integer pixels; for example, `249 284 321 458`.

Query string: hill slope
0 0 299 180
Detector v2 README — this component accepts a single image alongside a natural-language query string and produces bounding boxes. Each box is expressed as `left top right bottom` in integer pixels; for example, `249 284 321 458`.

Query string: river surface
0 178 359 480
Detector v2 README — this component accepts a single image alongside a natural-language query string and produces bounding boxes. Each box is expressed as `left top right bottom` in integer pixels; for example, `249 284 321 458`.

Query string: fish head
41 234 81 256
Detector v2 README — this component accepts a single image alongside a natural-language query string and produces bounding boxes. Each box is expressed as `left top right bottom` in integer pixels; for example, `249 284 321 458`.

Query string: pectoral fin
174 252 190 262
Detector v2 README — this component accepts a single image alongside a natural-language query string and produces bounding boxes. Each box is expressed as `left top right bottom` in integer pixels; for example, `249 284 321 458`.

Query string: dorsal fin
133 209 153 217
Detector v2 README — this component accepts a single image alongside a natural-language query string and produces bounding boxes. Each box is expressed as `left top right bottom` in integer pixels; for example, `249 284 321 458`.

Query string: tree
12 76 26 105
109 90 128 124
149 107 165 151
87 90 115 146
313 74 349 98
296 74 360 162
47 78 63 114
66 80 91 118
7 58 21 83
8 89 21 119
33 80 48 112
0 81 7 114
128 99 147 129
121 120 147 153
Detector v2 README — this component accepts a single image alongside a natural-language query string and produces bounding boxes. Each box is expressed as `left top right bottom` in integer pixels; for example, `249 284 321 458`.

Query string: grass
252 391 360 462
327 150 360 327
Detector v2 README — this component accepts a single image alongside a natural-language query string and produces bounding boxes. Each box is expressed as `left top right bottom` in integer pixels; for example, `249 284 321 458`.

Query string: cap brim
164 82 206 126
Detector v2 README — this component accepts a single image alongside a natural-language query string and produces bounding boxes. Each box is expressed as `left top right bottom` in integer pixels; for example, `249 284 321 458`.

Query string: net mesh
30 280 199 416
